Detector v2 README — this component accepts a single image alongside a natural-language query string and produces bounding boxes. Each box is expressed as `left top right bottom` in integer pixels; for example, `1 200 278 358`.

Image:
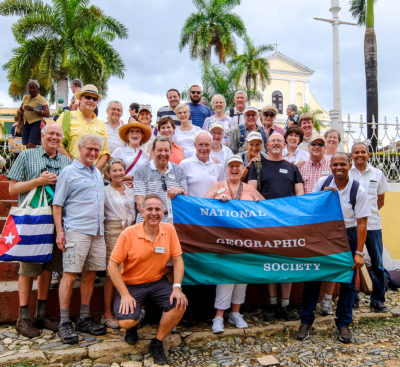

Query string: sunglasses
264 113 275 118
83 95 98 102
161 176 167 191
190 91 201 95
310 142 325 147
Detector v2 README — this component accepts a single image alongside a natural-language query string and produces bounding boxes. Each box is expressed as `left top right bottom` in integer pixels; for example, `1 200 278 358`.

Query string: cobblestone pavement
1 291 399 367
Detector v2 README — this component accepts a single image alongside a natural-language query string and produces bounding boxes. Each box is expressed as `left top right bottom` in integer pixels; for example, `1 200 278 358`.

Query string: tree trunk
56 78 69 108
364 27 378 152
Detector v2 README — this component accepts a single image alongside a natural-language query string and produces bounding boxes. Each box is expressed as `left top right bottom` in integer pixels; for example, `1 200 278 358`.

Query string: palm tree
0 0 128 103
179 0 246 63
349 0 378 150
228 35 273 102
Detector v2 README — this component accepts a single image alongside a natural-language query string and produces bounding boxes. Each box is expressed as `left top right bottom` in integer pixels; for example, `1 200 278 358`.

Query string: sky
0 0 399 126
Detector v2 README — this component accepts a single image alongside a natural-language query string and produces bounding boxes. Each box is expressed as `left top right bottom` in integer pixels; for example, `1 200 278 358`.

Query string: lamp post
314 0 357 134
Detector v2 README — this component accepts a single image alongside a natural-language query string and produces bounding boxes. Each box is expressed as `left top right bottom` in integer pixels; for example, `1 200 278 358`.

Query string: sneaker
278 305 300 321
124 326 138 345
263 304 279 321
58 321 79 344
34 316 59 331
228 312 248 329
296 323 311 341
211 316 224 334
16 318 41 338
76 316 107 336
101 315 120 329
370 302 388 313
320 299 334 316
338 326 352 344
353 299 360 309
149 338 168 365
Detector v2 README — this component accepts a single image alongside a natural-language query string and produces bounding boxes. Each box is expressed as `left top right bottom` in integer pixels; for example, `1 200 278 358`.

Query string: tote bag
0 187 54 263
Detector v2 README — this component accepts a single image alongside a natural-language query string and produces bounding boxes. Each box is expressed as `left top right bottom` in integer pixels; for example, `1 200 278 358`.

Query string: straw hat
75 84 103 100
118 122 152 145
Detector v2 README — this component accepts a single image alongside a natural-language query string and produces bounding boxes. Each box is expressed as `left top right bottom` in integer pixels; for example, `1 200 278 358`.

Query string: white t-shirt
282 147 310 164
111 146 149 177
349 164 390 230
180 154 225 197
210 145 233 165
313 176 371 228
173 125 201 158
105 121 126 154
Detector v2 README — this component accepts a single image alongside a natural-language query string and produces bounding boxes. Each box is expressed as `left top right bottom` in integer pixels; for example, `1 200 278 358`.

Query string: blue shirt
53 159 104 235
187 102 212 128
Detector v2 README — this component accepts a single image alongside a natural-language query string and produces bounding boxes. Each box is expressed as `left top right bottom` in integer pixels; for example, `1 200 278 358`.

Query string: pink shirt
213 180 259 201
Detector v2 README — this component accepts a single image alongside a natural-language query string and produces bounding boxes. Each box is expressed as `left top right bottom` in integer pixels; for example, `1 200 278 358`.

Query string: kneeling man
108 194 187 365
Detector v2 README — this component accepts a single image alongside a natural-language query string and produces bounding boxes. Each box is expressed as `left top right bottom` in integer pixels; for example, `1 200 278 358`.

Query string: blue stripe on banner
18 234 54 245
172 191 343 228
0 253 52 263
12 215 54 225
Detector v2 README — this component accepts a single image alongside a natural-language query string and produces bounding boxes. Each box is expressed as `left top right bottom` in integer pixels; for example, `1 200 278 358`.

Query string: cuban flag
0 212 54 263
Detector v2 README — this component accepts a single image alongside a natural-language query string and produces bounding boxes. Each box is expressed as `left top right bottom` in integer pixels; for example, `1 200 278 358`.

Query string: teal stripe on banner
172 191 343 228
182 252 354 285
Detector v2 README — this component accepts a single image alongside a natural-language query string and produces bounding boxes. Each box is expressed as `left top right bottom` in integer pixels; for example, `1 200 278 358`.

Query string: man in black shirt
248 132 304 321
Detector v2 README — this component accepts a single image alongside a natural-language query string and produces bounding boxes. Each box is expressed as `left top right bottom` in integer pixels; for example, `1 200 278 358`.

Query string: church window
272 91 283 114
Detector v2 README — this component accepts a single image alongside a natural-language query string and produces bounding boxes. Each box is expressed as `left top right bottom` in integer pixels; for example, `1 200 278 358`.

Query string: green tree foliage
179 0 246 63
0 0 128 101
228 35 273 102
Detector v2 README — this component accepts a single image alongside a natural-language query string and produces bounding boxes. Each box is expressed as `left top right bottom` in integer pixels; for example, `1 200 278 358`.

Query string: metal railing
339 115 400 182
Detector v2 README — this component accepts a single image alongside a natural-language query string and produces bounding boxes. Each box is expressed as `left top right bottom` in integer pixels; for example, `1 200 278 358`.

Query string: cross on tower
274 42 279 53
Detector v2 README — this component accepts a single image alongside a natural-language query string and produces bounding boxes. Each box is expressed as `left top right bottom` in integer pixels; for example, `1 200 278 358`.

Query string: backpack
320 175 359 211
229 108 235 118
239 125 267 148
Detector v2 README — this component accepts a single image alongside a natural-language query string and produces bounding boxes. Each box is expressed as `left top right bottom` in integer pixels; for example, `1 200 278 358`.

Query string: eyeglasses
310 142 325 147
263 113 275 118
161 176 167 191
190 91 201 95
83 95 98 102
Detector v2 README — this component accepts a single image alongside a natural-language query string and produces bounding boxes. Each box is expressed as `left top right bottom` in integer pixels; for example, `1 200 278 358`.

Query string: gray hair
107 100 123 113
351 141 369 153
211 94 226 109
41 123 63 137
78 134 104 150
27 79 40 88
234 90 248 99
194 130 213 143
142 194 164 209
324 128 342 143
152 135 172 151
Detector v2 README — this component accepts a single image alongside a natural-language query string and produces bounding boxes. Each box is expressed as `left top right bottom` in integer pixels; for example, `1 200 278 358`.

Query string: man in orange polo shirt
108 194 187 365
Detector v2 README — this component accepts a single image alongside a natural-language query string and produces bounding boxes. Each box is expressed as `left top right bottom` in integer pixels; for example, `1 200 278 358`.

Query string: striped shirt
133 160 187 223
7 146 71 205
299 157 331 194
156 105 180 126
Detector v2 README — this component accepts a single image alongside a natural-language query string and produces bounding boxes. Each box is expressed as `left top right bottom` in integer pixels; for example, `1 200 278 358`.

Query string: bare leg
104 277 115 319
37 270 52 300
215 309 224 317
268 283 278 298
59 272 77 310
281 283 292 299
156 307 185 341
231 304 241 313
80 270 96 306
324 281 335 296
18 275 33 306
119 319 139 329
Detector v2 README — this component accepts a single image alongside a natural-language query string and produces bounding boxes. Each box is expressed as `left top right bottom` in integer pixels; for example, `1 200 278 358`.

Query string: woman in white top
111 121 152 182
103 159 136 328
202 94 234 145
324 128 342 159
209 121 233 164
173 103 200 158
282 126 310 165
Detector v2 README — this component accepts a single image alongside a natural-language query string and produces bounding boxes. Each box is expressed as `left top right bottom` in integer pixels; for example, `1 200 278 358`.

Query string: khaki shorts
19 242 63 277
105 221 124 274
63 229 106 273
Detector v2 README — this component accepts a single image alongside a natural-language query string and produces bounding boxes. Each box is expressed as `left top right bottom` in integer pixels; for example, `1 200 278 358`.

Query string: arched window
272 91 283 114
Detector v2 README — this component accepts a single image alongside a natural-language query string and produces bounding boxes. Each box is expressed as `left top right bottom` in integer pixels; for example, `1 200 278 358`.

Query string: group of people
6 80 390 365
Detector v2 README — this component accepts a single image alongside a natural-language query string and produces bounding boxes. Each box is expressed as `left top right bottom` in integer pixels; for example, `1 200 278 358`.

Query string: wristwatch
172 283 182 289
355 251 364 257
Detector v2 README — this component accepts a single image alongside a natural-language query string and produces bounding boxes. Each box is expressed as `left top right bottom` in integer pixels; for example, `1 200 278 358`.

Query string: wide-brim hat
262 104 278 115
118 122 152 145
75 84 103 101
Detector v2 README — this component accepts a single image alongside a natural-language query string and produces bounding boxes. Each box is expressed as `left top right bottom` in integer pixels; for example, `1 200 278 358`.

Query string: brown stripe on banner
175 220 350 257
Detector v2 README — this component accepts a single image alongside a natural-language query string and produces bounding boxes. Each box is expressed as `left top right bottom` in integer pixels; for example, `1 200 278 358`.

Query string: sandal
101 315 120 329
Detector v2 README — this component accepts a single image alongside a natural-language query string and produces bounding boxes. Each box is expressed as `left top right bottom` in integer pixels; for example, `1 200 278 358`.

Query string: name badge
155 247 165 254
216 188 226 194
168 174 175 180
279 168 288 174
209 169 217 176
322 170 330 176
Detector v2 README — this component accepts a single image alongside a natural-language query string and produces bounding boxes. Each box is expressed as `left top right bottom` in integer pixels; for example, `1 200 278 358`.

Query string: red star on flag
0 215 22 256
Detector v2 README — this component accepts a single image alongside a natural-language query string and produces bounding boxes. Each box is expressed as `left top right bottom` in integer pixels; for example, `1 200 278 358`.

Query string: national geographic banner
172 191 354 285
